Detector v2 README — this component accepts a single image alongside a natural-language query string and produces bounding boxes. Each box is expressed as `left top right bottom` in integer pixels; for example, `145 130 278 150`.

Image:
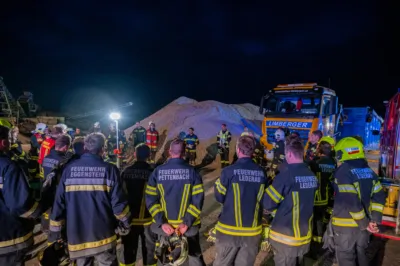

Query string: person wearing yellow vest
217 124 232 168
241 126 254 137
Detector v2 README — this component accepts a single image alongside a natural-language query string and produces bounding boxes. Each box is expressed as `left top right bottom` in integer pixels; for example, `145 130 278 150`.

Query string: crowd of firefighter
0 117 387 266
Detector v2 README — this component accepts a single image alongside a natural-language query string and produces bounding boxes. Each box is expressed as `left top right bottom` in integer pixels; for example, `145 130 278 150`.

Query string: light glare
110 112 121 120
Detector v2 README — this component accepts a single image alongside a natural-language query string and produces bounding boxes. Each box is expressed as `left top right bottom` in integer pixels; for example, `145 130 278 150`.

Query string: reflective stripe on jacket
332 159 386 232
215 158 267 237
145 158 204 228
38 138 56 165
49 153 131 259
146 129 159 149
122 161 153 226
0 154 43 255
264 163 317 247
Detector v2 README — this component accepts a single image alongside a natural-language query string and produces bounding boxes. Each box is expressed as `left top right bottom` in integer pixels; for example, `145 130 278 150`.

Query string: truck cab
259 83 341 150
374 89 400 240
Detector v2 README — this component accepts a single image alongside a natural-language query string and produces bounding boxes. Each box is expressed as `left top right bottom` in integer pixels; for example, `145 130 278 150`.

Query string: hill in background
124 96 264 165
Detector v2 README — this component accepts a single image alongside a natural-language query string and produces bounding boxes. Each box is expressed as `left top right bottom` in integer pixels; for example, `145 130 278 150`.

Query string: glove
42 172 57 193
115 222 131 236
260 226 271 252
206 227 217 243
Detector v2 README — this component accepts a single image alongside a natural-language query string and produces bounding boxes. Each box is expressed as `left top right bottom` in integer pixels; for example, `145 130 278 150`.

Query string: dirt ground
25 151 400 266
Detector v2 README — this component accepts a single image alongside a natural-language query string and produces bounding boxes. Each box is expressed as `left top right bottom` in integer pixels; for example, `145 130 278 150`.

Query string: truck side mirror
372 130 380 135
259 97 265 115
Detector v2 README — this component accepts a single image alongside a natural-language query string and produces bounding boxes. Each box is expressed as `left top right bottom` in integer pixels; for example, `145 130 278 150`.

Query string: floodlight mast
110 112 121 168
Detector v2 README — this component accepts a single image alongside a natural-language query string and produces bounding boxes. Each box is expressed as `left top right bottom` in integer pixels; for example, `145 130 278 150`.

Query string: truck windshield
262 94 321 115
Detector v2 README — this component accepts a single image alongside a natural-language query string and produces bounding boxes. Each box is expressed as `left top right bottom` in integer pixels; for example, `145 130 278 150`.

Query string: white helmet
94 122 100 128
54 123 68 131
275 129 285 141
33 123 47 133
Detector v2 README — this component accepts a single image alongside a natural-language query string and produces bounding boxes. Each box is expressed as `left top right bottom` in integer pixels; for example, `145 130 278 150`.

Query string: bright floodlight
110 112 121 120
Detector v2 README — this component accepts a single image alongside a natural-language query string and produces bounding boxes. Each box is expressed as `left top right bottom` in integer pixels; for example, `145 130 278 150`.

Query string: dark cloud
0 2 397 124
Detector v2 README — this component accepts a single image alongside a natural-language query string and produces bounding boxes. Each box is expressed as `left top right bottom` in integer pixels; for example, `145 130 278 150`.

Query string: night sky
0 2 398 127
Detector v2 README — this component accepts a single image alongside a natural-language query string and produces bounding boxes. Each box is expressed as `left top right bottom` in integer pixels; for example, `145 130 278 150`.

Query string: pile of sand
124 97 264 165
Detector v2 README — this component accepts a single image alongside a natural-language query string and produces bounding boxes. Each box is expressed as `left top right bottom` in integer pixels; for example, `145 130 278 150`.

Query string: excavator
375 89 400 240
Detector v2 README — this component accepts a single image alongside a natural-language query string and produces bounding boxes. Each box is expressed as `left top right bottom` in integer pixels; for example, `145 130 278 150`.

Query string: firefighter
129 122 147 147
184 127 199 165
54 123 68 134
252 141 266 167
241 126 254 137
40 135 72 233
304 130 323 164
49 133 131 265
213 136 267 266
268 128 285 180
308 140 336 257
37 125 65 199
145 139 205 266
29 123 46 178
146 122 159 164
38 126 64 165
0 125 45 265
42 135 72 178
9 126 28 165
319 136 336 160
31 123 47 150
118 144 158 266
276 134 302 174
74 128 84 138
217 124 232 168
263 137 318 265
106 122 120 163
331 137 386 266
71 136 85 158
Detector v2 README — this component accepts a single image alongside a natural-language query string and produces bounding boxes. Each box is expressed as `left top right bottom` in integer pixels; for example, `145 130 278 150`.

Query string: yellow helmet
334 137 365 162
319 136 335 147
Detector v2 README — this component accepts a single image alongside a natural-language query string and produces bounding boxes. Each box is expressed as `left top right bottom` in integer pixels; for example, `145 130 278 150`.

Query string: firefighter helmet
0 119 12 128
319 136 335 148
155 234 189 265
38 241 70 266
274 129 285 141
334 137 365 162
54 123 67 131
33 123 47 133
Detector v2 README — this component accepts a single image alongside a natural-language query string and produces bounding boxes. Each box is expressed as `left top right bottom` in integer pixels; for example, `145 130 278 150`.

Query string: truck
375 89 400 240
259 83 342 151
338 106 383 150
